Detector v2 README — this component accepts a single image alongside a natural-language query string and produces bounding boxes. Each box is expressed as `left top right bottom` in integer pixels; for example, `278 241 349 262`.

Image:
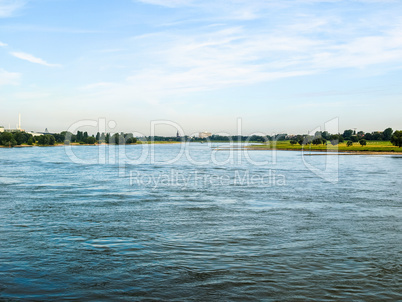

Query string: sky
1 0 402 136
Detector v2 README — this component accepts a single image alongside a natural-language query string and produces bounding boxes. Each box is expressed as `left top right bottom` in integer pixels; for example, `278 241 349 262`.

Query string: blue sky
1 0 402 135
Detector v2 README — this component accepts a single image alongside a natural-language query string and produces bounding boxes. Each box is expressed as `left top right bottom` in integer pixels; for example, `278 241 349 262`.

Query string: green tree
372 132 383 141
350 135 359 142
0 132 17 147
13 132 25 145
27 137 34 145
321 131 330 140
342 130 354 140
391 131 402 147
53 133 65 143
126 137 137 144
347 141 353 147
383 128 393 141
359 139 367 146
37 135 55 146
86 136 96 144
330 134 342 145
37 135 48 145
312 138 322 145
76 131 83 142
48 135 55 145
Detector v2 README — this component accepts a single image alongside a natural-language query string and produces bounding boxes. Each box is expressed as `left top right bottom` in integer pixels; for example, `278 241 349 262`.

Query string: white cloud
0 0 26 18
0 41 7 47
10 51 61 67
81 15 402 106
136 0 193 8
0 68 20 86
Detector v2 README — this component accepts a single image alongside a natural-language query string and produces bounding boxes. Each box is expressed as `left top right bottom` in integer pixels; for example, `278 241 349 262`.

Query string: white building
2 114 25 133
199 131 212 139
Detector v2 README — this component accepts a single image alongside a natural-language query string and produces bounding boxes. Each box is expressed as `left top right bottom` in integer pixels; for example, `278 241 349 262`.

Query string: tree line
0 131 137 147
1 127 402 148
287 128 402 147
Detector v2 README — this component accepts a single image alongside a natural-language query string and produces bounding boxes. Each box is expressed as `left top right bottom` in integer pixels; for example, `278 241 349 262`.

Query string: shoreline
244 146 402 155
2 143 402 155
0 141 183 148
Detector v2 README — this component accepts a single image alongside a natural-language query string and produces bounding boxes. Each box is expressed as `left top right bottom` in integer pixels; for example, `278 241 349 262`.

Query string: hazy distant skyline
1 0 402 135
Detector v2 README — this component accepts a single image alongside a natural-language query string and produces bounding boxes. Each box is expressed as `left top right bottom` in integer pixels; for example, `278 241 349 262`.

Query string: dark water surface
0 144 401 301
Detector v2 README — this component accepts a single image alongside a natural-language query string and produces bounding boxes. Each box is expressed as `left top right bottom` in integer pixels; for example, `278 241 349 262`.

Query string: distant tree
37 135 48 145
48 135 55 145
383 128 393 141
364 133 373 140
350 135 359 142
289 140 298 145
86 136 96 144
9 138 17 147
312 138 322 145
113 133 119 144
76 131 83 142
372 132 383 141
12 132 25 145
62 131 73 143
330 134 342 145
0 132 15 147
391 131 402 147
105 133 110 144
96 132 100 141
126 137 137 144
359 139 367 147
37 134 55 146
296 135 304 145
112 133 125 144
357 131 365 138
27 137 34 145
342 130 354 140
347 141 353 147
321 131 330 140
53 133 65 143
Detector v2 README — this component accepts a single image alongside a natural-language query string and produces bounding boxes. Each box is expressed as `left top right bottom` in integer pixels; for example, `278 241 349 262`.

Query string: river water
0 144 401 300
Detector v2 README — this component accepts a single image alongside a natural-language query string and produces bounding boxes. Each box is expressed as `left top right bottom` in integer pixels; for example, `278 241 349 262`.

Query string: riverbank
0 141 184 148
246 141 402 154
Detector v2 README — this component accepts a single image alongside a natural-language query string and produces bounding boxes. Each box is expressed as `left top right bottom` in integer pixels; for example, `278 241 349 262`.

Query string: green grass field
249 140 402 153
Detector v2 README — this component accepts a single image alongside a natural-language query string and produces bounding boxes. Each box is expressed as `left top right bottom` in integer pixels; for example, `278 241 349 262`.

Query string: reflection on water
0 144 401 300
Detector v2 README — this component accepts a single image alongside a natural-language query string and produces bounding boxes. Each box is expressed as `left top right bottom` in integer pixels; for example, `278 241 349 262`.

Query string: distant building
28 131 43 137
4 128 24 133
0 126 4 133
2 113 25 133
199 131 212 139
28 129 54 137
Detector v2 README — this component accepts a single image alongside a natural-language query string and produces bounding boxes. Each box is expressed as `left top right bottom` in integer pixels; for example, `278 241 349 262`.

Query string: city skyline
1 0 402 135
